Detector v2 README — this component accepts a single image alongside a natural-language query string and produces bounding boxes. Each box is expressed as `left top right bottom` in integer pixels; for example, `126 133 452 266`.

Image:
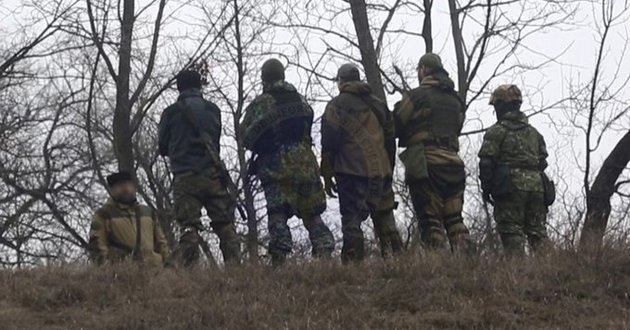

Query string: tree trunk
579 130 630 250
233 0 259 261
348 0 387 101
447 0 468 101
113 0 135 172
422 0 433 53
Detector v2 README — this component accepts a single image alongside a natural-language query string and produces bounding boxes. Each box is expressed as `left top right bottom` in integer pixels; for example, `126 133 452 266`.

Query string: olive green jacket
321 81 395 178
88 199 170 267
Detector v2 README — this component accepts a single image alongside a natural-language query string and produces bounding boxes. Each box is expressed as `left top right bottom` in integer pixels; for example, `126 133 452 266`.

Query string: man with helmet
395 53 471 253
241 59 334 266
479 84 551 256
321 63 403 263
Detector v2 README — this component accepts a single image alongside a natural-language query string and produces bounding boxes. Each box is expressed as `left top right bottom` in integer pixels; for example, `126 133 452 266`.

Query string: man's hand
482 190 494 206
323 176 337 198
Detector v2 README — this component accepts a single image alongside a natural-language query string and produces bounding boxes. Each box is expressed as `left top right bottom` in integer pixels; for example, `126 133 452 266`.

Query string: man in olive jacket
321 63 403 263
395 53 471 252
88 172 170 267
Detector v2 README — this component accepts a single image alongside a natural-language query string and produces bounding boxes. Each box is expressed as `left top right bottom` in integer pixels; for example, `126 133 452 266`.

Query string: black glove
323 175 338 198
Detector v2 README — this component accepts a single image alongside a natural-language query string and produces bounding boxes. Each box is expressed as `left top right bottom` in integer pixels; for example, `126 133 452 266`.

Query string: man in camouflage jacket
395 53 471 252
479 84 550 255
241 59 334 266
321 63 403 263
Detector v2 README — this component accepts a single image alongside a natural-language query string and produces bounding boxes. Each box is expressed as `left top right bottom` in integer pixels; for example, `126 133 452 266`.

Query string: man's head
490 84 523 119
106 171 137 205
261 59 285 84
417 53 444 80
176 70 202 92
335 63 360 90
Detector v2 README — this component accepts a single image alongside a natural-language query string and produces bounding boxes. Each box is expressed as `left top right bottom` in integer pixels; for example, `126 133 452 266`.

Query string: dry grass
0 249 629 329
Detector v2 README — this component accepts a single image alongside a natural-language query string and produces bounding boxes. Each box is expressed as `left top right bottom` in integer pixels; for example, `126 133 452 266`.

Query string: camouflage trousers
494 190 548 256
337 174 403 264
172 170 241 265
407 164 470 252
267 213 334 266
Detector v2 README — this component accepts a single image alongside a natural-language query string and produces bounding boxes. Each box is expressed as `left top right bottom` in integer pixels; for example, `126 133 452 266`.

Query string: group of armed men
88 53 555 267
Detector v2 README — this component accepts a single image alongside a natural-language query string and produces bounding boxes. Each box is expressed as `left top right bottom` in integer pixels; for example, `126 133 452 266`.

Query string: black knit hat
261 59 285 83
106 171 134 187
176 70 202 92
335 63 360 82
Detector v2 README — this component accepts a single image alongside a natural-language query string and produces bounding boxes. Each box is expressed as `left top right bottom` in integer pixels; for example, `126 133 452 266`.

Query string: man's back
322 81 394 178
479 111 547 192
158 88 222 174
396 72 464 153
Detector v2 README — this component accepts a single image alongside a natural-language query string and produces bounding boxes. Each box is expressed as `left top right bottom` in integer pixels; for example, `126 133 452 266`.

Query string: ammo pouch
541 172 556 206
491 163 513 198
399 143 429 180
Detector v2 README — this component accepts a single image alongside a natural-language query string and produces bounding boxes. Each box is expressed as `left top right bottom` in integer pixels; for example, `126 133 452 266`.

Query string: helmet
489 84 522 105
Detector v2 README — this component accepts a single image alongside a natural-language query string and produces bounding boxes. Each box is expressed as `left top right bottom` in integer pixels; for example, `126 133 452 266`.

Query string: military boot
500 233 525 257
373 210 404 257
169 228 201 267
304 215 335 259
341 218 365 264
211 222 241 265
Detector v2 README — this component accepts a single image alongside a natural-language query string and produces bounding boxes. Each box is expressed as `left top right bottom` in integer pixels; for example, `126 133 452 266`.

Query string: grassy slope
0 250 629 330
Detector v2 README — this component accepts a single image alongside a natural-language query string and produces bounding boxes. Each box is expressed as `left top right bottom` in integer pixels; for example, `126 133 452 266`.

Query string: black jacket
158 89 221 174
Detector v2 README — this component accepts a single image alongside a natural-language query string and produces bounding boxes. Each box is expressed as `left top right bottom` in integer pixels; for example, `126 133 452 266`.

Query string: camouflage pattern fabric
241 80 333 263
479 109 549 255
336 174 403 263
493 190 548 255
489 84 523 105
257 143 327 218
172 170 241 264
478 111 548 193
395 72 471 251
407 165 469 251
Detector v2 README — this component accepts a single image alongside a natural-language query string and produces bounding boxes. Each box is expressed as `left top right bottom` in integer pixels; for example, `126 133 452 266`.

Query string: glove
482 190 494 206
323 175 338 198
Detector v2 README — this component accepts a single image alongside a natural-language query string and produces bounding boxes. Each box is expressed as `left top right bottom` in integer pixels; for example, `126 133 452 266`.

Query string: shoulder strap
132 205 143 261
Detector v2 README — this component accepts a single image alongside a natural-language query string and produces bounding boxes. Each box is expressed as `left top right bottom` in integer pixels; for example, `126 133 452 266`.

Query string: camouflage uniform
241 76 334 265
479 84 550 255
395 54 471 252
159 85 241 266
322 69 403 263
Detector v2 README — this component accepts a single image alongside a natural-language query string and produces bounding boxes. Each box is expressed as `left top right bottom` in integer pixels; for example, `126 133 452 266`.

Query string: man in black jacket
158 70 240 266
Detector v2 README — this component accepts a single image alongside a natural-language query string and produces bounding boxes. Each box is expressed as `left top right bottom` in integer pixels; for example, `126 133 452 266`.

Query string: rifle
177 101 250 224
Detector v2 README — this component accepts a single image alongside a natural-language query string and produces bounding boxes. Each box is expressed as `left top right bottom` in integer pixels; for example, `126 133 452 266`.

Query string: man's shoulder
483 123 508 140
249 93 276 109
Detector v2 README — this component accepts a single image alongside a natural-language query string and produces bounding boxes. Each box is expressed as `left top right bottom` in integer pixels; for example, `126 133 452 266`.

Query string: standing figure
321 63 403 264
479 84 550 255
241 59 334 266
159 70 241 266
88 172 170 267
395 53 471 252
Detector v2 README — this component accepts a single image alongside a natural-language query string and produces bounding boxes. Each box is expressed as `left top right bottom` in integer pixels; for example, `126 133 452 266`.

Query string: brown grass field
0 249 629 329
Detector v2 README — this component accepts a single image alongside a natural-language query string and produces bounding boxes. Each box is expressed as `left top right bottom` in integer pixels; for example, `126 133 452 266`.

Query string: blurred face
110 181 137 204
